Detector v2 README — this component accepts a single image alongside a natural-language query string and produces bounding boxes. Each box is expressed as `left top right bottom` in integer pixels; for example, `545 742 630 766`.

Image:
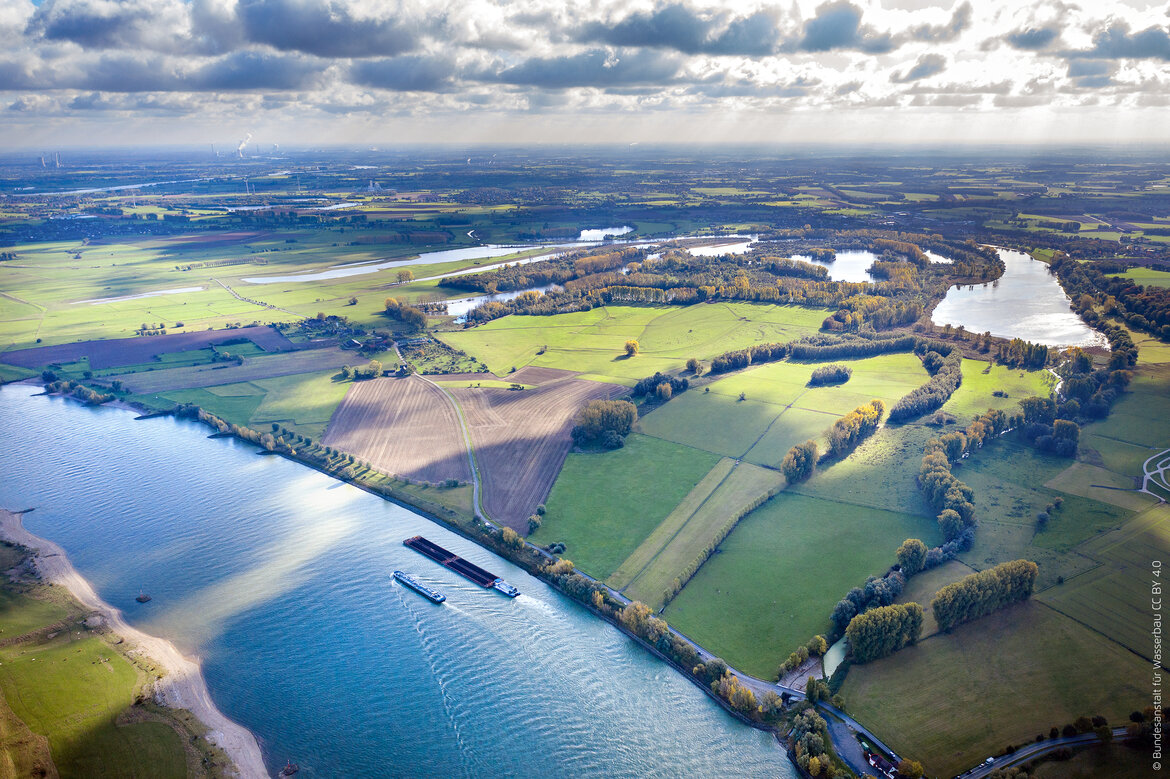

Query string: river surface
0 384 788 778
931 248 1103 347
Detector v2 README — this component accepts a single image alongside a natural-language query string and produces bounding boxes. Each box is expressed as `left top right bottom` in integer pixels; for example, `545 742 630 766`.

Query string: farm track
322 375 472 485
450 375 623 530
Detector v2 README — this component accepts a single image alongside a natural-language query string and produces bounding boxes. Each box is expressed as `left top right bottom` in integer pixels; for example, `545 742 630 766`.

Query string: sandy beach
0 508 269 779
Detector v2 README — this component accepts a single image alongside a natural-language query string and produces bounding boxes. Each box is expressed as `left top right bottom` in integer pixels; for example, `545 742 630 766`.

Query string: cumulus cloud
1005 25 1061 51
796 1 895 54
891 53 947 83
1075 21 1170 61
350 56 457 92
0 0 1167 136
488 49 682 89
236 0 419 58
574 4 783 56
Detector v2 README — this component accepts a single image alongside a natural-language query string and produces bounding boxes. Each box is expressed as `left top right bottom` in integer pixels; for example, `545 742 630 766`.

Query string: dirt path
415 374 491 523
1140 447 1170 501
0 509 268 779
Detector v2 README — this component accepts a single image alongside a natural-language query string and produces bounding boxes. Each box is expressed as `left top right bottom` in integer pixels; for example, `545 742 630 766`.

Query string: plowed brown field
322 375 471 485
452 372 622 529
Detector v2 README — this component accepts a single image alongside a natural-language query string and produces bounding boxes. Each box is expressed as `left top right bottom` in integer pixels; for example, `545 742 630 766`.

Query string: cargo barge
392 570 446 603
403 536 520 597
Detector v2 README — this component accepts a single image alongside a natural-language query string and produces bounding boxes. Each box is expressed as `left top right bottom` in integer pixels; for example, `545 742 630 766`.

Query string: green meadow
529 434 721 578
662 492 937 678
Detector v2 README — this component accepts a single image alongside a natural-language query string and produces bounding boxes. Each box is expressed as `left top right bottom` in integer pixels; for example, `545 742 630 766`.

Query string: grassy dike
0 540 230 778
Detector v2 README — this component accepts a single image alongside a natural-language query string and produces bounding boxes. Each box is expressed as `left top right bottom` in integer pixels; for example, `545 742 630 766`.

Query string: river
0 384 789 778
931 248 1103 347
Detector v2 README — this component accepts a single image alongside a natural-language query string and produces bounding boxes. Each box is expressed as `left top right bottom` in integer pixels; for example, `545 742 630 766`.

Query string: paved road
959 727 1129 779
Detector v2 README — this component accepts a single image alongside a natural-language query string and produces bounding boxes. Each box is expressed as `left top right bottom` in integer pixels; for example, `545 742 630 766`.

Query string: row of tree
845 602 924 663
631 371 690 399
826 399 884 458
931 559 1038 632
888 350 963 422
1052 252 1170 341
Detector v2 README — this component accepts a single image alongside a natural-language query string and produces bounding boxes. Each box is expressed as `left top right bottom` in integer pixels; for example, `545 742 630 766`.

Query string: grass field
0 544 196 778
941 359 1051 421
438 302 832 385
1107 267 1170 288
620 461 783 609
662 492 937 678
636 352 928 465
840 601 1148 779
791 423 936 516
1038 503 1170 660
529 434 721 577
154 367 350 440
1033 743 1153 778
607 458 737 590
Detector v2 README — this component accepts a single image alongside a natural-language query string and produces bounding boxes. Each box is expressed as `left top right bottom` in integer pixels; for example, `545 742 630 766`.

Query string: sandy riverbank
0 508 268 779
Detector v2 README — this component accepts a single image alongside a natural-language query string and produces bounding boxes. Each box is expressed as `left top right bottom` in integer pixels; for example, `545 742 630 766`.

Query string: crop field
323 375 472 485
530 435 722 577
841 601 1148 779
940 359 1051 421
0 325 293 370
109 346 354 394
620 461 783 609
451 372 623 528
663 492 937 678
637 353 928 466
437 302 832 385
1039 503 1170 660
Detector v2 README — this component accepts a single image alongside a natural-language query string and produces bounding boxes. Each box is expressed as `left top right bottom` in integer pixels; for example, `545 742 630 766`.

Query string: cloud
909 2 971 43
488 49 682 89
27 0 188 51
1066 59 1117 89
796 1 894 54
349 56 456 92
891 53 947 83
236 0 418 58
575 4 782 56
1076 21 1170 61
1005 25 1061 50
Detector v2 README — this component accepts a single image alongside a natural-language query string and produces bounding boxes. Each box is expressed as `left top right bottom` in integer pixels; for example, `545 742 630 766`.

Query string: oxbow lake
932 248 1103 347
0 384 789 778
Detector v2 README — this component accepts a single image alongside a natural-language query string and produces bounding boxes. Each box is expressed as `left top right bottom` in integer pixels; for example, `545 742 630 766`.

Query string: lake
0 384 789 778
931 248 1103 347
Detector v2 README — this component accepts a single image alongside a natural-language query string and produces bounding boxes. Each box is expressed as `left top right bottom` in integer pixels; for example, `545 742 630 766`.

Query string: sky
1 0 1168 148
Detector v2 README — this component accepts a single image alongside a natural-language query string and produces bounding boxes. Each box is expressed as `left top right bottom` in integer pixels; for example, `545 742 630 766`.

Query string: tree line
931 559 1038 632
826 399 884 458
845 602 924 663
1052 252 1170 341
888 349 963 422
631 371 690 400
383 297 427 330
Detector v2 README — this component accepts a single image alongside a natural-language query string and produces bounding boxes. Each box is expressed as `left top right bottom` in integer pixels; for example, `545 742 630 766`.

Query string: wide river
0 384 788 778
